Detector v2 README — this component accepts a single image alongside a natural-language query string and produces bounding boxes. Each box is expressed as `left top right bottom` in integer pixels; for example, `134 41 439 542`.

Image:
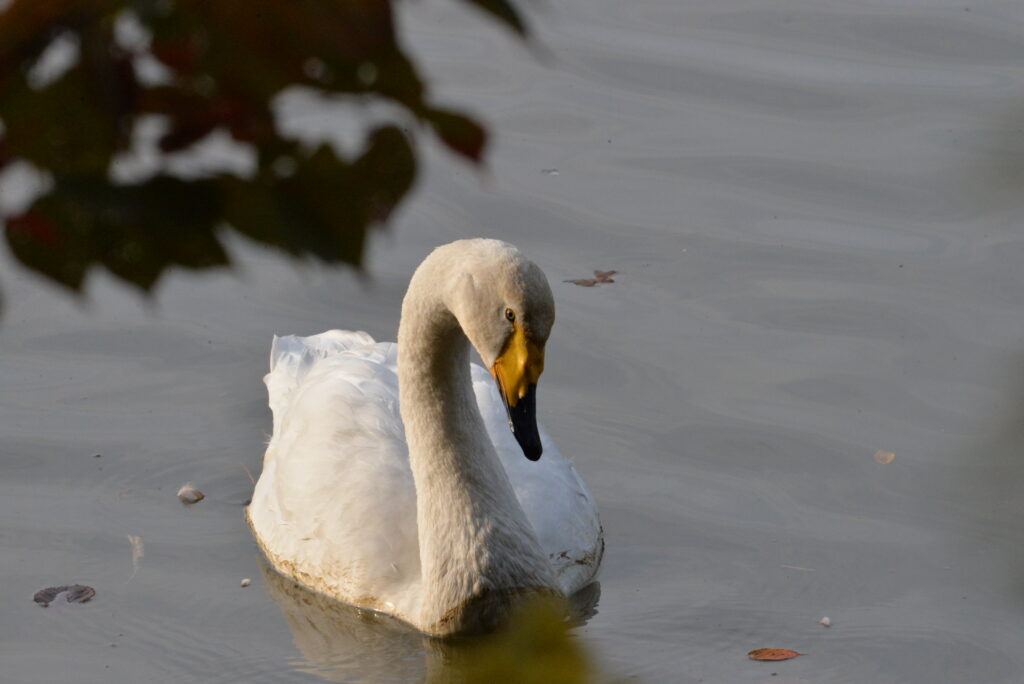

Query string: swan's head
443 239 555 461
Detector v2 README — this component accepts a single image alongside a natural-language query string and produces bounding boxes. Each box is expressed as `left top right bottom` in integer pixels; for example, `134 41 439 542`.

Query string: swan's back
248 331 603 622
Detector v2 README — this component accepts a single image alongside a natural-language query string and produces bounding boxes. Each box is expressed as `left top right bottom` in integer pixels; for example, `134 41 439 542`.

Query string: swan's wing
265 330 377 427
471 364 604 594
249 336 421 620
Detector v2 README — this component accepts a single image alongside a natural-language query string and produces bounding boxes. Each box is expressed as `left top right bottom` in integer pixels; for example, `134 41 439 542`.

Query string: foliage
0 0 525 296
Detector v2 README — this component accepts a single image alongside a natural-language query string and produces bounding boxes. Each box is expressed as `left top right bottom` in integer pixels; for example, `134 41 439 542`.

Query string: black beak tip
500 382 544 462
520 438 543 461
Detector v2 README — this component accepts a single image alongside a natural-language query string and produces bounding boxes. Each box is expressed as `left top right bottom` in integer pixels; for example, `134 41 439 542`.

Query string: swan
247 238 603 636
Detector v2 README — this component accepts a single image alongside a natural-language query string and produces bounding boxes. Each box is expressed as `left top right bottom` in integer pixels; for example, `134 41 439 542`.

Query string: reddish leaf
565 269 618 287
426 108 487 162
748 648 804 661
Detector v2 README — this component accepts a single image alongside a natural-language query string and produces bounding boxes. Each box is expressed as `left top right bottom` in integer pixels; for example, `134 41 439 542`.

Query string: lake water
4 0 1024 681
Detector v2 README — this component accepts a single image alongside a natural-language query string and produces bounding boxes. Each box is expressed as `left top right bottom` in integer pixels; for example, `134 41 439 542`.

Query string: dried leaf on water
34 585 95 607
564 269 618 287
177 483 205 504
127 535 144 578
748 648 804 661
874 450 896 465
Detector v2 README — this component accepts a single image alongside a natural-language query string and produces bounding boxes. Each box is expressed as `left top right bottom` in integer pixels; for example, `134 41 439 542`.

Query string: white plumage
248 239 603 635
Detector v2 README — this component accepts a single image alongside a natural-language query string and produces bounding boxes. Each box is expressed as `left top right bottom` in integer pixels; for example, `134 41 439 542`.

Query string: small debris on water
873 450 896 465
565 270 618 287
127 535 144 578
820 616 832 628
177 483 205 504
34 585 95 607
748 648 804 661
240 578 252 587
541 168 559 175
94 454 102 458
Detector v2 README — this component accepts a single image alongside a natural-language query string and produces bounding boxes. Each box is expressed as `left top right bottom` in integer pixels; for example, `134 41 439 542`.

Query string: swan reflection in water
258 559 601 683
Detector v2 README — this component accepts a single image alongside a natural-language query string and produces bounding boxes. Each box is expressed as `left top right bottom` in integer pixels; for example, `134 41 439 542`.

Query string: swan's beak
491 328 545 461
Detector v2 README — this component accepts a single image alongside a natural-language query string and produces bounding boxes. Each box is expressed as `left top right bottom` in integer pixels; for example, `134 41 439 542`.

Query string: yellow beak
490 326 545 460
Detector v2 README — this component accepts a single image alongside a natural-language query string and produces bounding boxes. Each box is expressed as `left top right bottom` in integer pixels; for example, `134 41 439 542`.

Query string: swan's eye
504 308 516 323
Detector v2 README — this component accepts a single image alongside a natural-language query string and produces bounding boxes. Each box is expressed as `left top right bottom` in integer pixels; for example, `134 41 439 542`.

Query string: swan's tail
265 330 376 427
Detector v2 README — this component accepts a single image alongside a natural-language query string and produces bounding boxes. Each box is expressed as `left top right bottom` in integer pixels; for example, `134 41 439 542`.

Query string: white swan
247 239 603 636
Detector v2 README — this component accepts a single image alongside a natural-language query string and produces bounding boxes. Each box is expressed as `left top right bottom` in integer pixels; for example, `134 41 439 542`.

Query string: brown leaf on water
34 585 95 607
748 648 804 661
565 270 617 287
874 450 896 464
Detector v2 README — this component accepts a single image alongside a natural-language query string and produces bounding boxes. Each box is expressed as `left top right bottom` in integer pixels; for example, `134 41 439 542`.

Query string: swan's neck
397 283 556 635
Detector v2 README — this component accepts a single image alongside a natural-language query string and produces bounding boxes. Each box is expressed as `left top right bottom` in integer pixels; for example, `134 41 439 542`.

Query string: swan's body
247 239 603 636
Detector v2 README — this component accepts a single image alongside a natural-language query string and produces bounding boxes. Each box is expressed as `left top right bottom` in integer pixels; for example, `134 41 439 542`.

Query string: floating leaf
565 269 618 287
177 483 205 504
34 584 95 607
874 450 895 465
748 648 804 661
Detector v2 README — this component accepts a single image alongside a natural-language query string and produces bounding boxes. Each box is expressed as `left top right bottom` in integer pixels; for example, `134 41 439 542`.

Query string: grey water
4 0 1024 681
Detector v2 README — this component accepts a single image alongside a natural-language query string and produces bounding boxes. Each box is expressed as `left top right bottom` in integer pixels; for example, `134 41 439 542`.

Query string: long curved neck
397 267 555 635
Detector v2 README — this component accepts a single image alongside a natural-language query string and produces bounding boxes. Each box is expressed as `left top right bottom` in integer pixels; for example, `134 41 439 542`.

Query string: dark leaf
354 126 417 224
458 0 527 35
426 108 487 162
0 0 516 300
34 584 95 607
223 130 415 268
6 176 227 292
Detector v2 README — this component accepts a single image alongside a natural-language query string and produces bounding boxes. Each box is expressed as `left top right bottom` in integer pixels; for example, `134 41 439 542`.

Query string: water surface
4 1 1024 681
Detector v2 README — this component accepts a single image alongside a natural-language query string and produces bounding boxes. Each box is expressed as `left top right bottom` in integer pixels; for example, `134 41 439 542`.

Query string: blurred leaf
6 175 226 291
459 0 527 35
223 128 415 267
2 50 137 175
0 0 523 298
426 108 488 162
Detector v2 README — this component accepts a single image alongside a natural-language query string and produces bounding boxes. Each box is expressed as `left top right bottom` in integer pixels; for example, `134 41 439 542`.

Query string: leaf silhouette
0 0 523 303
